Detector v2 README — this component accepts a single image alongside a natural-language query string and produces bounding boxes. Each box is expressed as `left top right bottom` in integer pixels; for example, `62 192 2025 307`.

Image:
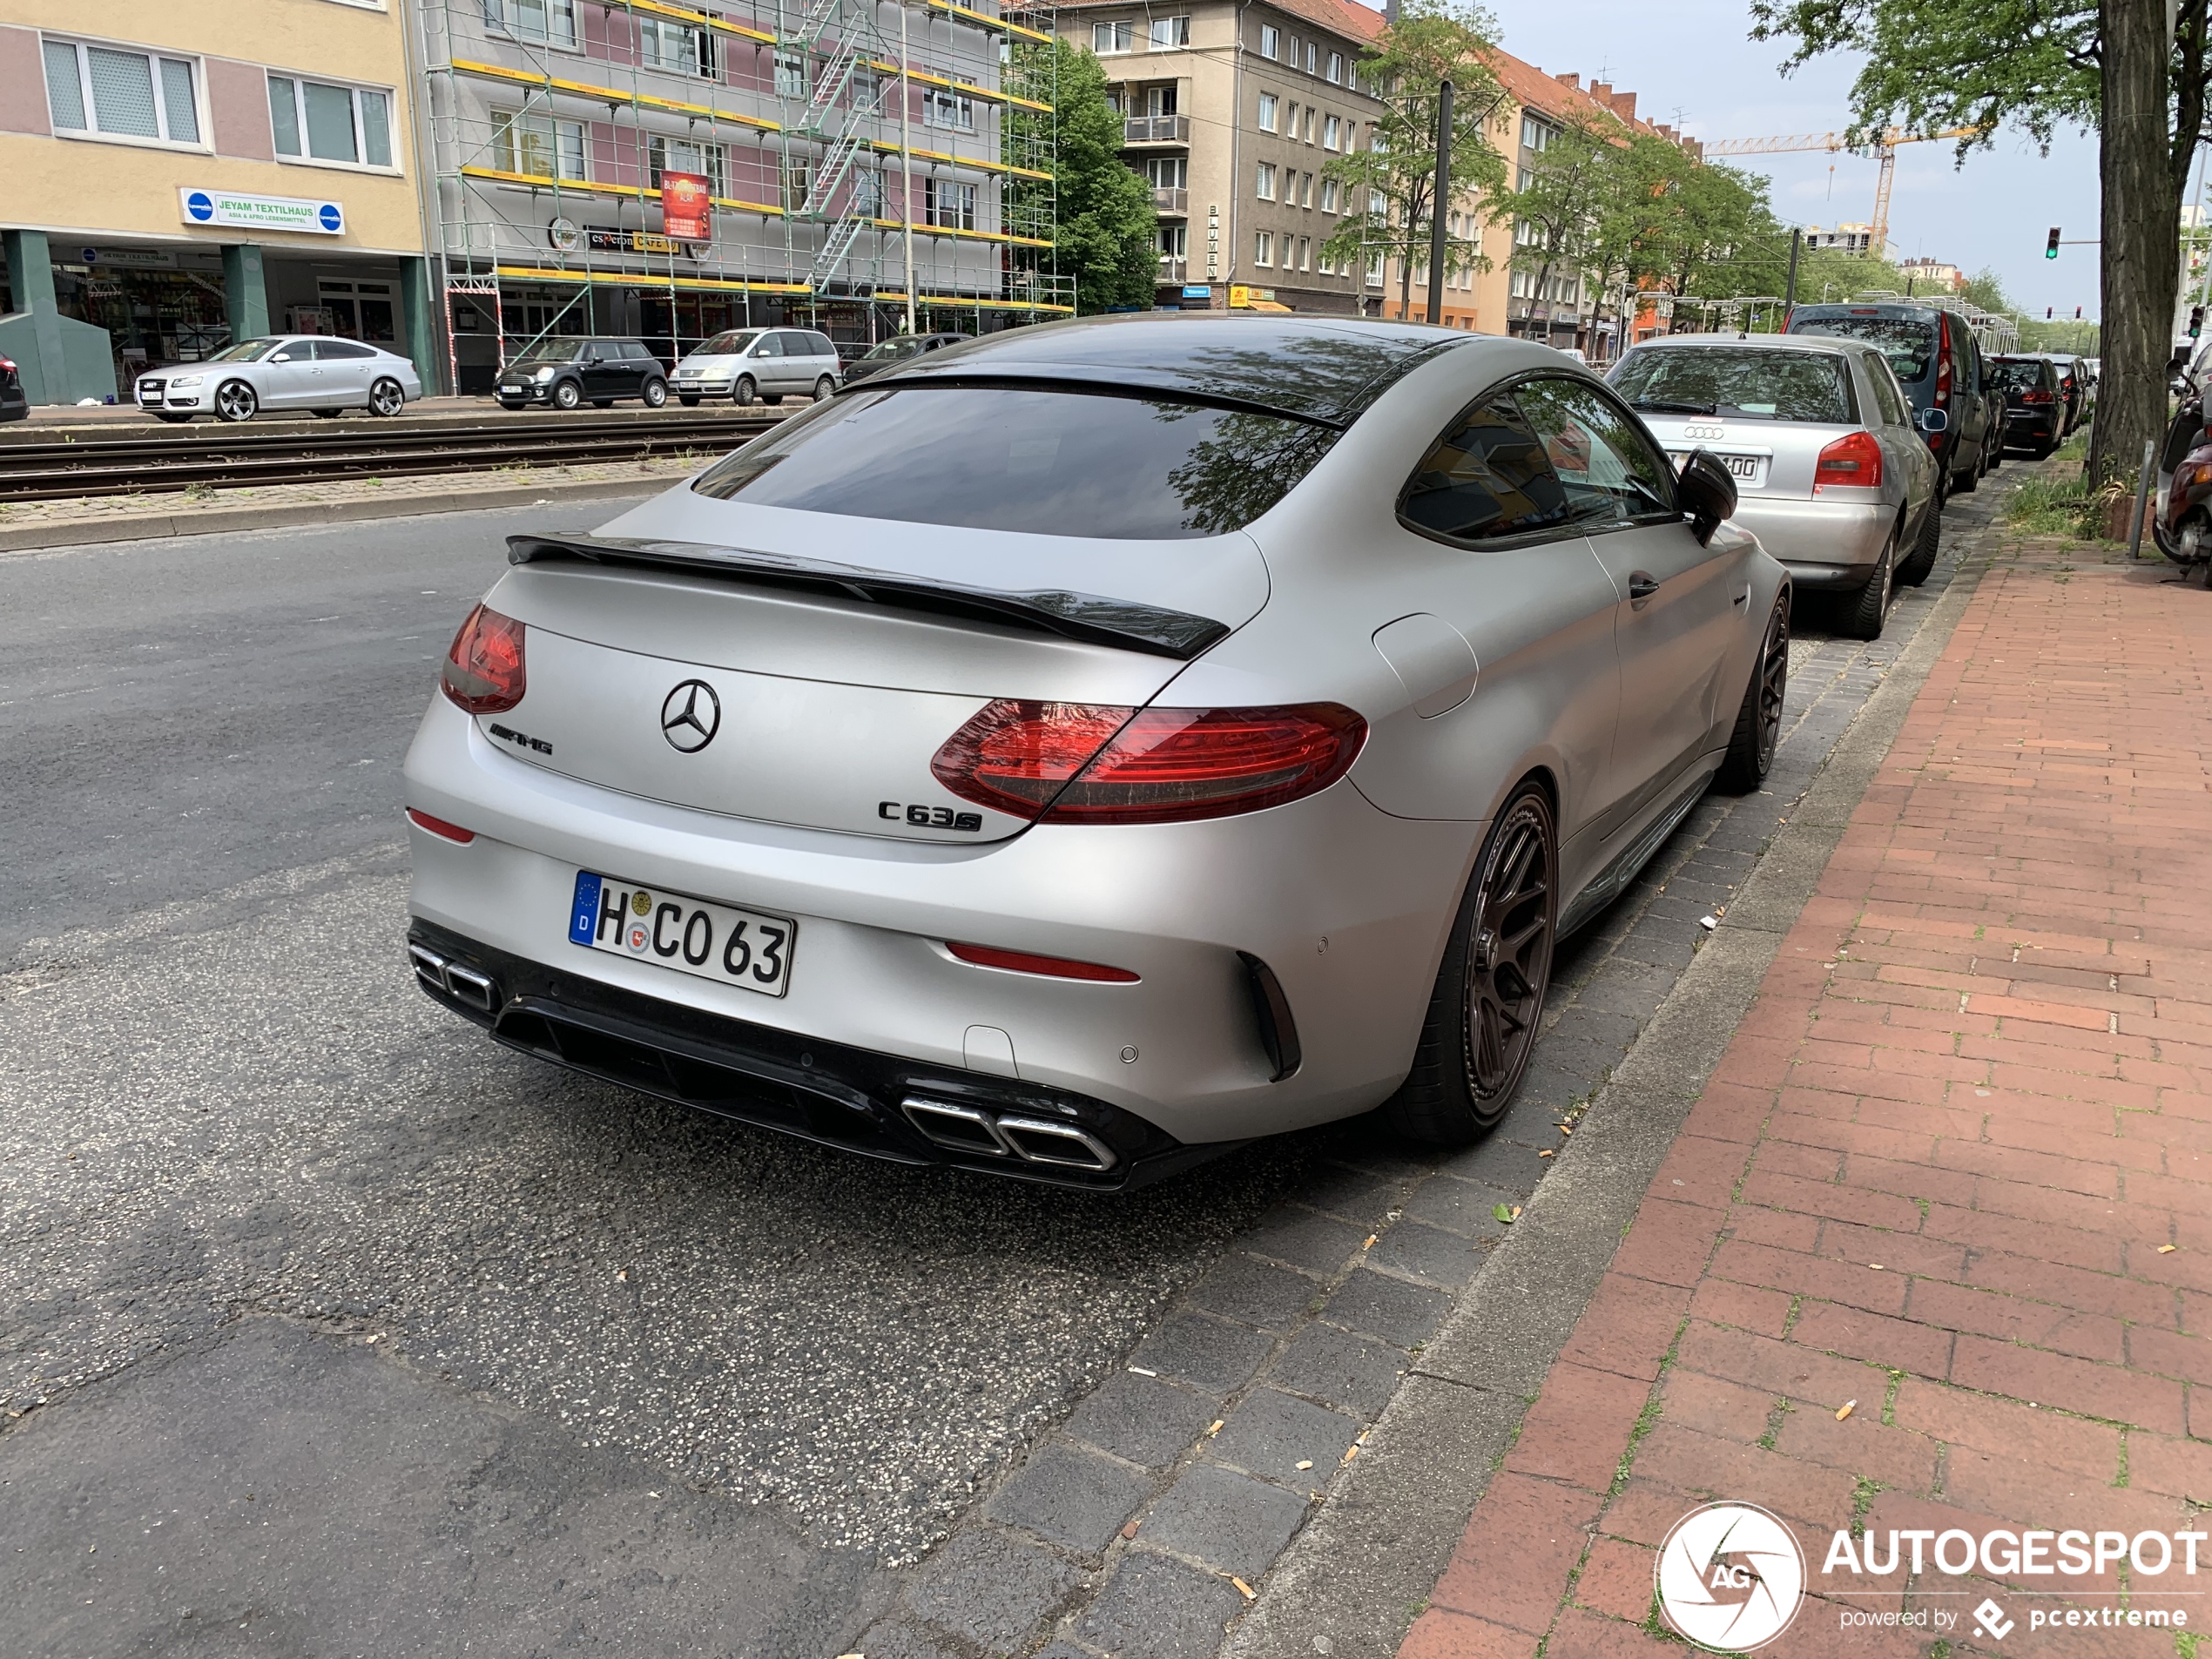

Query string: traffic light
2193 305 2205 338
2047 307 2054 319
2078 306 2086 322
2046 226 2061 259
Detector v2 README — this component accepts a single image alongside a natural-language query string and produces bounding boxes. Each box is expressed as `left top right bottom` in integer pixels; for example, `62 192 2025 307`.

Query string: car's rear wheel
368 378 405 417
551 379 582 411
1714 594 1790 793
1382 783 1557 1146
1952 457 1979 494
1841 527 1895 640
213 380 257 423
733 376 757 407
642 377 668 408
1897 499 1940 586
813 375 835 401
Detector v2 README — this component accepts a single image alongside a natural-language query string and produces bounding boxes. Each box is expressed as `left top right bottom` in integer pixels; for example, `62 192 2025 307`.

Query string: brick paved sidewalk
1401 538 2212 1658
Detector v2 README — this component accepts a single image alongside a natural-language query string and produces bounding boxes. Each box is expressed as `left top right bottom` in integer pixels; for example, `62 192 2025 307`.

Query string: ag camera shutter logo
1656 1502 1807 1651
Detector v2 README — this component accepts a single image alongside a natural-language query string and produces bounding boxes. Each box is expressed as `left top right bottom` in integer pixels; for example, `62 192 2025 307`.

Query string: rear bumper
1727 496 1895 589
2004 410 2057 445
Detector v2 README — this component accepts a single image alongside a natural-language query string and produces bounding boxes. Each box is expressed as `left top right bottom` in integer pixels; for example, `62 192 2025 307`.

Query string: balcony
1124 114 1190 145
1157 257 1189 282
1152 186 1188 214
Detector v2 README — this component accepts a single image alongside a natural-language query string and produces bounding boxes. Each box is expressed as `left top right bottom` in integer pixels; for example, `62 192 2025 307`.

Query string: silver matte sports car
401 316 1789 1190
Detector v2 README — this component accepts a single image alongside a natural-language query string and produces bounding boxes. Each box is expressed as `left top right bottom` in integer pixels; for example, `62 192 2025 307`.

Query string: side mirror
271 351 293 362
1676 448 1737 546
1917 406 1950 435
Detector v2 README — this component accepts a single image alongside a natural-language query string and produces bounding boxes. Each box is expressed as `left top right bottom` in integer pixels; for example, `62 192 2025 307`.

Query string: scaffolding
412 0 1072 388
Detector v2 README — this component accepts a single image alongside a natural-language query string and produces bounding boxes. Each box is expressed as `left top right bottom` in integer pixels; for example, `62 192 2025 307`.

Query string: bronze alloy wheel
1750 599 1789 772
1461 790 1556 1106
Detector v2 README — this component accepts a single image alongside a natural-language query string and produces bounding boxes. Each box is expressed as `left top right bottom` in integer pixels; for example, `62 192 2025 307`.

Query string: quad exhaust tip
901 1096 1117 1171
409 943 498 1013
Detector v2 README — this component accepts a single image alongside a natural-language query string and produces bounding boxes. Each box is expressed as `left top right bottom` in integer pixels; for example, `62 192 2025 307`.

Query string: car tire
764 395 785 406
591 398 614 409
678 395 700 407
642 377 668 408
1714 593 1791 794
312 408 344 419
813 375 835 401
368 378 406 418
733 376 757 408
1841 527 1895 640
213 380 258 423
152 412 194 423
1896 501 1940 587
552 379 583 411
1952 459 1979 494
1381 781 1557 1147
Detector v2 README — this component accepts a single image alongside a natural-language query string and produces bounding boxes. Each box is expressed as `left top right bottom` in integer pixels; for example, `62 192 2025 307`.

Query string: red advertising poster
661 172 711 242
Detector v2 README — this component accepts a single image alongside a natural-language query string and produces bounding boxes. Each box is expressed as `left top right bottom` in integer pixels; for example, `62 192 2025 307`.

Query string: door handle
1627 571 1660 607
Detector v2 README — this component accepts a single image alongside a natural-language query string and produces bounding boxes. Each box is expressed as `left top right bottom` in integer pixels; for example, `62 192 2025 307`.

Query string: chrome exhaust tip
408 942 498 1013
900 1097 1013 1157
408 943 449 992
995 1116 1116 1172
900 1095 1118 1171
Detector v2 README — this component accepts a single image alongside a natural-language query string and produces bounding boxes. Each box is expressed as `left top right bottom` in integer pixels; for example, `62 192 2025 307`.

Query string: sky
1373 0 2109 320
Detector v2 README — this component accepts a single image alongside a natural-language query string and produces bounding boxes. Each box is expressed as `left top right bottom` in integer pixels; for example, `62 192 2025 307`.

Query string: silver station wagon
1610 333 1942 639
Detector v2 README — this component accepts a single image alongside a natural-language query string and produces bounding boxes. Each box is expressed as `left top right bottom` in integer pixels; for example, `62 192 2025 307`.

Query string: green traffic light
2046 226 2060 259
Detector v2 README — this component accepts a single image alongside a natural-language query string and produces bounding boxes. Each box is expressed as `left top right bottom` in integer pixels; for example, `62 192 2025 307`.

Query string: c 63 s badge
880 801 984 832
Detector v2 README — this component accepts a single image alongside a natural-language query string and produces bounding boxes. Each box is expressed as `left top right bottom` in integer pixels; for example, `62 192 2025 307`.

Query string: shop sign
82 246 179 269
1181 285 1211 299
660 172 711 241
549 216 582 253
1205 204 1220 280
584 227 698 256
179 188 344 235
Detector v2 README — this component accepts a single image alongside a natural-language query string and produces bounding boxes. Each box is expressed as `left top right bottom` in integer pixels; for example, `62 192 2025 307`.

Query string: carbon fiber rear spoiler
505 533 1231 660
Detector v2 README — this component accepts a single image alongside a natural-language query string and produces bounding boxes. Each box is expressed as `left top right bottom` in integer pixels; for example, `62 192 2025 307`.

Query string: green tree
1318 0 1510 319
1011 39 1156 314
1747 0 2212 484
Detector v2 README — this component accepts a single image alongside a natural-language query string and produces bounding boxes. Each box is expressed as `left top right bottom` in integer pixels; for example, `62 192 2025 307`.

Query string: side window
779 330 814 354
319 340 374 359
1869 361 1908 427
1513 377 1677 529
1399 391 1575 544
752 334 783 358
623 341 652 360
806 331 836 357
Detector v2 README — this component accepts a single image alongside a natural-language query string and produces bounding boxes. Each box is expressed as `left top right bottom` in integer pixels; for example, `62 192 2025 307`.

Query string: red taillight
407 807 476 844
931 700 1367 825
2022 389 2054 404
947 941 1140 982
441 604 526 713
1814 430 1885 490
1935 316 1952 404
0 356 15 373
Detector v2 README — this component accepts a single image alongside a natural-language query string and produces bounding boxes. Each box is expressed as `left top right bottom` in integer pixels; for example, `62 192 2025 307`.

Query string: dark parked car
1987 355 2064 457
1786 302 1998 496
2040 354 2087 435
496 338 669 411
0 354 25 422
840 332 969 385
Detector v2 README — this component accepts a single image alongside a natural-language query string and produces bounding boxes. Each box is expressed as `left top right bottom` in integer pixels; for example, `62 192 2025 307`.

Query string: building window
1093 21 1133 53
926 177 977 230
1323 113 1340 151
1302 106 1314 142
639 18 717 78
1159 223 1187 257
1366 253 1384 287
1319 177 1340 212
1145 84 1178 115
1147 155 1186 188
268 73 393 168
42 37 203 147
1149 16 1190 48
1255 231 1272 266
852 171 884 216
1328 51 1343 84
1259 23 1278 57
1257 91 1277 131
484 0 577 48
1299 172 1312 207
651 134 727 198
926 89 975 130
1318 246 1336 275
1521 113 1554 152
1297 236 1310 271
1285 99 1298 134
780 161 810 212
1304 40 1316 72
1255 161 1276 200
490 106 584 179
775 51 808 97
1285 35 1300 68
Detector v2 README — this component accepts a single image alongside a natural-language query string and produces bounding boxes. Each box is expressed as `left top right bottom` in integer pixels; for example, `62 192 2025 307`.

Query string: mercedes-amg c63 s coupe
402 315 1789 1190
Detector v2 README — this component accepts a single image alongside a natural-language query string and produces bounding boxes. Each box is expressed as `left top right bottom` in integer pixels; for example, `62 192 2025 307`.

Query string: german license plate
499 382 525 395
568 870 794 997
1669 450 1767 488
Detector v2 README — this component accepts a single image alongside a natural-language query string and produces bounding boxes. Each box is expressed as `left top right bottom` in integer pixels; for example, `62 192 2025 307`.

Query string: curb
0 474 671 555
1221 507 2007 1659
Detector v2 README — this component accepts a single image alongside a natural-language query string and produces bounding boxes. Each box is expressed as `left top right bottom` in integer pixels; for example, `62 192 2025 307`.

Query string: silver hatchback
1609 334 1941 639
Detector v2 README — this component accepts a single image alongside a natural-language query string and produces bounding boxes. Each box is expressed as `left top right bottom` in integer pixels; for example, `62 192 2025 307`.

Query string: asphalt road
0 496 1963 1656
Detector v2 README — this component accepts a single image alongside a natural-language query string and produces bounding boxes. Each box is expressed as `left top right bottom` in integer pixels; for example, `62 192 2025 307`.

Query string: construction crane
1702 126 1986 258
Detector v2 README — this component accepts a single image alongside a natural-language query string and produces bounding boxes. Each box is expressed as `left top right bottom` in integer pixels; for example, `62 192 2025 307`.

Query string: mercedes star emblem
660 680 721 752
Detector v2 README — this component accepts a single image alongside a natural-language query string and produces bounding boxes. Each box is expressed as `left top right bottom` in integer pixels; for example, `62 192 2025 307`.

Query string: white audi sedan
136 335 422 422
402 316 1787 1190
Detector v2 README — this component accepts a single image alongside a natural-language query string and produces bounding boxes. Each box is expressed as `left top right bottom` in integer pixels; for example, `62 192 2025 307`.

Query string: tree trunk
2091 0 2182 489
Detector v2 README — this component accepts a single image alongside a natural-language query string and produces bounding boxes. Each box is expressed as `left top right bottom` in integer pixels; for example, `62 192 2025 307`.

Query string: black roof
866 314 1471 427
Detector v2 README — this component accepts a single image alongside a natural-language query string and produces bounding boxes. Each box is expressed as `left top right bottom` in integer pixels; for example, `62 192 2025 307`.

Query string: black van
1785 303 1998 497
1987 355 2064 457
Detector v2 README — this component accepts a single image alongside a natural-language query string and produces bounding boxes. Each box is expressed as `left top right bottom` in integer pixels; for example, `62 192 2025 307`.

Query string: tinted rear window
1791 315 1934 383
1611 347 1854 423
1990 360 2047 390
692 385 1336 538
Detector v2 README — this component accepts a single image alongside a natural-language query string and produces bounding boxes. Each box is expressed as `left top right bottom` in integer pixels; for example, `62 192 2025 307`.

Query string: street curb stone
1217 496 2008 1659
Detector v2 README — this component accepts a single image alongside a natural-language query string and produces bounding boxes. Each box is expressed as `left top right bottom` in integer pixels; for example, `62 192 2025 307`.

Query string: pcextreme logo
1655 1502 1807 1651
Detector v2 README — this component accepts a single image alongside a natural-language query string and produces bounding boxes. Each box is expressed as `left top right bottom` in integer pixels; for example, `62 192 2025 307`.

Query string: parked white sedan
136 335 422 422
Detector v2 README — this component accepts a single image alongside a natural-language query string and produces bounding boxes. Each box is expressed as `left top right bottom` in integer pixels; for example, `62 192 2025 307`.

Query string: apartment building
1057 0 1386 312
0 0 433 404
416 0 1063 389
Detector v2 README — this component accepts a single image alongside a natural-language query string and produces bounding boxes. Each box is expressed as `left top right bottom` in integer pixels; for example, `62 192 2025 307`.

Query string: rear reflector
442 604 527 714
1813 430 1885 491
407 807 476 844
2022 390 2054 404
932 700 1366 826
947 941 1140 982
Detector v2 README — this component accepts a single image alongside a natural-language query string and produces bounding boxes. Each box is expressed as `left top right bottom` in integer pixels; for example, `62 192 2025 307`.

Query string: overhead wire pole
1426 78 1451 326
900 0 916 336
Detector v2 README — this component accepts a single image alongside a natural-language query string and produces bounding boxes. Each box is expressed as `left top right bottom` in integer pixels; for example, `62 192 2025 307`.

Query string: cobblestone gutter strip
0 455 705 554
1218 488 2017 1659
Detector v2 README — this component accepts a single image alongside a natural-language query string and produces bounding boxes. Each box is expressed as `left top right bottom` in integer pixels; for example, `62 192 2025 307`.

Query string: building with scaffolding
410 0 1072 390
